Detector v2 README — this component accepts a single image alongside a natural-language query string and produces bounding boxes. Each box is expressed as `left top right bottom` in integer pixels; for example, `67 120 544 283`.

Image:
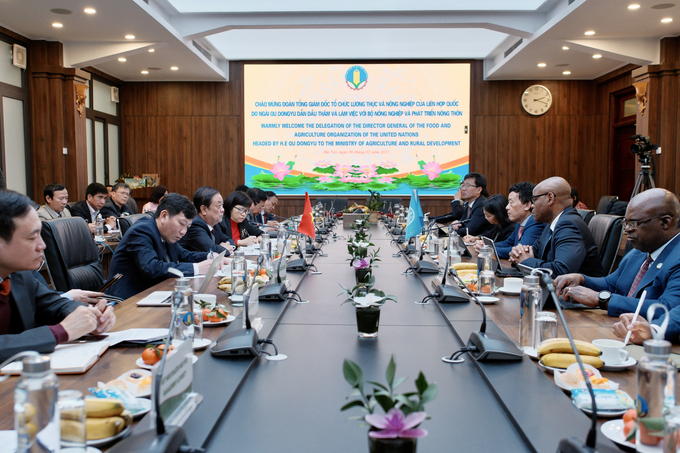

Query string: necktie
465 203 471 219
0 278 10 296
627 254 653 297
0 278 11 335
517 225 524 240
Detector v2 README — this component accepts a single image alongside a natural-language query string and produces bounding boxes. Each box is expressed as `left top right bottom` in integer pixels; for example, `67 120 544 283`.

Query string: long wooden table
0 222 632 452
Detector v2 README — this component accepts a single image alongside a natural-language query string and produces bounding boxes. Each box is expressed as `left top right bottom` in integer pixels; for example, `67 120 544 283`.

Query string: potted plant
347 218 381 284
340 277 396 337
341 355 437 453
366 190 383 224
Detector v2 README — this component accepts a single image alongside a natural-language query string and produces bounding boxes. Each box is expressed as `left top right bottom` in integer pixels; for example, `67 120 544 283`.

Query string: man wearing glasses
433 172 492 237
101 182 134 218
509 176 604 277
554 188 680 319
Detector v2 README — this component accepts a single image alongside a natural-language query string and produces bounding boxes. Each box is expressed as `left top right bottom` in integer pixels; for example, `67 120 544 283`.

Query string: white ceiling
0 0 678 82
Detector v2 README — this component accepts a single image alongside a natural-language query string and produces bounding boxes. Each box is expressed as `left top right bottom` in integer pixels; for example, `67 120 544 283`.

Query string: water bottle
636 338 676 451
277 225 286 257
259 246 271 275
262 231 271 258
15 355 60 453
171 277 194 344
448 231 462 265
231 250 247 306
519 275 541 352
95 213 104 240
477 245 493 279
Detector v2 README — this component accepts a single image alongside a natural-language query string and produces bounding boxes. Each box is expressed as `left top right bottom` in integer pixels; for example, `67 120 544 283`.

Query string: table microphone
107 287 193 453
412 221 440 274
444 271 523 362
537 270 599 453
259 231 288 301
433 225 469 302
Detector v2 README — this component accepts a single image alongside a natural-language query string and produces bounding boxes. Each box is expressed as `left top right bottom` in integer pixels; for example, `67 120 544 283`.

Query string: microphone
432 225 468 302
444 271 523 362
286 230 310 272
538 271 599 453
107 285 192 453
412 221 439 274
211 255 264 357
259 230 288 301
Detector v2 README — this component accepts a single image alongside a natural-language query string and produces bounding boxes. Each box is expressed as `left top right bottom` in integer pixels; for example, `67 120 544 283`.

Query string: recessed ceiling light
562 46 569 50
52 22 63 28
125 35 135 40
563 71 571 75
84 7 96 14
141 70 149 74
661 17 674 22
170 66 179 71
148 48 155 53
537 63 547 68
628 4 641 9
584 30 595 35
118 58 126 62
593 54 602 59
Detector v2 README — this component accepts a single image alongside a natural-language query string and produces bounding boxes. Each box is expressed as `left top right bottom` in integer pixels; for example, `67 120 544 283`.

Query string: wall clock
522 85 552 116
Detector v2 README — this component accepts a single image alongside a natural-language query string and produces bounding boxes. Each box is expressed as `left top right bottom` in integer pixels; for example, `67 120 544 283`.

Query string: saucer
600 357 637 371
498 287 521 296
477 296 499 304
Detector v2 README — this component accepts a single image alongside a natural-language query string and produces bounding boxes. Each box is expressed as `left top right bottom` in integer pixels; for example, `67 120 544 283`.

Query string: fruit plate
601 419 663 451
102 369 152 398
136 354 198 370
537 359 564 374
576 402 628 418
62 425 131 448
130 397 152 419
203 314 236 326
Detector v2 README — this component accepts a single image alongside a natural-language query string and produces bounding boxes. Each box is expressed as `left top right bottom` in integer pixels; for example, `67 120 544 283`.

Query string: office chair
119 213 153 236
595 195 617 214
126 197 140 214
377 197 403 214
40 217 106 292
588 214 624 274
576 209 595 225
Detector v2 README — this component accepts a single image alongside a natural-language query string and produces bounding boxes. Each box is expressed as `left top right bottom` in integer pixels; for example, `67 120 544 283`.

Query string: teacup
504 277 523 292
592 339 629 365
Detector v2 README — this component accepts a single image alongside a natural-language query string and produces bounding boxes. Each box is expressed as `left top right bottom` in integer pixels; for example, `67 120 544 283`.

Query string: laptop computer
481 236 524 278
196 250 227 294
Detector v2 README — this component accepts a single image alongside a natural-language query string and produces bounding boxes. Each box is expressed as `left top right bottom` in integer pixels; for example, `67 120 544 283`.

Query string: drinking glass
535 311 558 345
58 390 87 452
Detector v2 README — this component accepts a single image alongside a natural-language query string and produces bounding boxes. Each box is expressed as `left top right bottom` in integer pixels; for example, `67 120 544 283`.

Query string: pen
624 290 647 345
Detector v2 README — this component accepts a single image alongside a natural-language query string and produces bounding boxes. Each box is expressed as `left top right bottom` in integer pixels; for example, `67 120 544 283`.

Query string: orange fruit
623 408 637 424
639 422 661 446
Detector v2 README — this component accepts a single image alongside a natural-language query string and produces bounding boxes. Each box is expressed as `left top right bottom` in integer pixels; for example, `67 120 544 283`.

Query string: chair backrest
377 197 403 213
119 213 153 236
40 217 105 292
577 209 595 225
315 197 348 213
596 195 618 214
126 197 140 214
588 214 624 274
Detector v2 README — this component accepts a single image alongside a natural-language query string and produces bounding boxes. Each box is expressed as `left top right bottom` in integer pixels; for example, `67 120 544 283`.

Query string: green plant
367 190 383 211
339 276 397 308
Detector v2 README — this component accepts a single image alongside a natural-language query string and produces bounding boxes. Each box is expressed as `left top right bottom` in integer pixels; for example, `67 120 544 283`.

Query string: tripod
631 161 655 199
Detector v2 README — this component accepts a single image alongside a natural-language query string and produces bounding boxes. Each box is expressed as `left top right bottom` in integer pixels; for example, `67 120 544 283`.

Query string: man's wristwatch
598 291 611 310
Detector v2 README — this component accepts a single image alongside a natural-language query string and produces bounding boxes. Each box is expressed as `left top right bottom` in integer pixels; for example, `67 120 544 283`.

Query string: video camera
630 135 658 164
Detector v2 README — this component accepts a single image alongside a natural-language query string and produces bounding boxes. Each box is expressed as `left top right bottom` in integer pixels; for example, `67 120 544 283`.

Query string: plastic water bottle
262 231 271 258
171 277 194 344
477 245 493 279
519 275 541 352
636 338 676 451
15 355 60 453
277 225 286 256
95 213 104 240
231 250 247 306
448 231 461 265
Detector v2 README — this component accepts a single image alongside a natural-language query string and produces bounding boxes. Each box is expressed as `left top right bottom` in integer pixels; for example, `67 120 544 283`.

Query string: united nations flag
405 189 424 240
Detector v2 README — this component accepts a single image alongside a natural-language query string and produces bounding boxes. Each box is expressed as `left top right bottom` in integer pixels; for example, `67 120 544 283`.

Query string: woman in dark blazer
464 194 515 243
180 186 234 255
216 191 262 247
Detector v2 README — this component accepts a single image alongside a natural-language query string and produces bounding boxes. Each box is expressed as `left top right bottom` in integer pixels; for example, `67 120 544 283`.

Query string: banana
61 419 86 443
452 263 477 271
86 416 125 440
85 398 125 418
536 338 601 357
541 353 604 369
23 403 36 423
120 410 133 428
219 276 231 284
218 284 231 292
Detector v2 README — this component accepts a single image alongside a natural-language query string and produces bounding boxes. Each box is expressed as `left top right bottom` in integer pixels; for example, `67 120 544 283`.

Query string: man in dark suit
433 172 492 237
71 183 117 234
509 177 604 277
107 193 227 300
474 181 546 259
180 186 234 255
101 182 133 218
0 190 115 362
556 188 680 319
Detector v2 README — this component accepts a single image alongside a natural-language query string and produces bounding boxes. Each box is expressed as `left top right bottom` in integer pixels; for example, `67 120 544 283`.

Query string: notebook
1 340 109 375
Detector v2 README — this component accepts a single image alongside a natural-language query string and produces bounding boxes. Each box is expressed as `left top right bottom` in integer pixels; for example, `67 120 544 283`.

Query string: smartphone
98 273 122 292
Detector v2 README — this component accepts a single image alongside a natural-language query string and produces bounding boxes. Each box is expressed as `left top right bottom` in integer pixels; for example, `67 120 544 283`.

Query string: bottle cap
523 275 540 285
235 249 245 257
174 277 191 288
643 338 672 356
22 355 51 373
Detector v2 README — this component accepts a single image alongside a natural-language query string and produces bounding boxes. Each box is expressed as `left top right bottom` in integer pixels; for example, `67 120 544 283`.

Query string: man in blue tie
509 176 604 277
555 188 680 318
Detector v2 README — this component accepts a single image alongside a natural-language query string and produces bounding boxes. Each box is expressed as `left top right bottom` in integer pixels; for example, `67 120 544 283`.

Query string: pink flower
378 176 395 184
365 171 379 178
337 164 353 174
422 161 442 181
271 161 291 181
314 160 332 168
366 408 428 439
380 160 397 168
318 175 334 183
359 164 377 175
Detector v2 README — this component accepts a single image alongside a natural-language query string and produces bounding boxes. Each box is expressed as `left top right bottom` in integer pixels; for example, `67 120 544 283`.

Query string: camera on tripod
630 135 658 163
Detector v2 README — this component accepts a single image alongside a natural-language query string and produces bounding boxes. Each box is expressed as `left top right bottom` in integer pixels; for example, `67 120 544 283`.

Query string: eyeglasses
622 215 666 230
460 183 477 189
234 206 248 215
530 192 550 203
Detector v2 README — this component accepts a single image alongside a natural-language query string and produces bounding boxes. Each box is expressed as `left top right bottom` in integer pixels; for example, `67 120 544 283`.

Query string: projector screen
244 63 470 195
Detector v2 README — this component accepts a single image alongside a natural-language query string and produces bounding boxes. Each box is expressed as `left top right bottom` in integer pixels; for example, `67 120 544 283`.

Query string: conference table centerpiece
347 216 381 284
366 190 383 224
340 277 396 337
341 356 437 453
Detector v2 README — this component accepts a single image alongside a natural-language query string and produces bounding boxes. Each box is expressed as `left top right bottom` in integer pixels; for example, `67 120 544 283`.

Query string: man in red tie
555 188 680 317
0 190 116 362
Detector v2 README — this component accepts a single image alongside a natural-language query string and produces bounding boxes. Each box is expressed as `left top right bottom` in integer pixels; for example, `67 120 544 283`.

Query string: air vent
504 39 523 58
192 41 212 62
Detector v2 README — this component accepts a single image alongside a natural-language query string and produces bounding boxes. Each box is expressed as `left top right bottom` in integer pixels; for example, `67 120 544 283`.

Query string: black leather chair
377 197 403 213
588 214 624 274
577 209 595 225
126 197 140 214
119 213 152 236
315 197 348 213
596 195 618 214
40 217 105 292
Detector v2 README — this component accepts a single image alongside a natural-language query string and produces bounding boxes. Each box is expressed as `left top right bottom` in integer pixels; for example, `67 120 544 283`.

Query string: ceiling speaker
12 44 26 69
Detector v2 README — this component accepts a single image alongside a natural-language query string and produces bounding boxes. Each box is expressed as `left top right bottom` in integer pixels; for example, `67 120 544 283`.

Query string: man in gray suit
0 190 115 362
37 183 72 221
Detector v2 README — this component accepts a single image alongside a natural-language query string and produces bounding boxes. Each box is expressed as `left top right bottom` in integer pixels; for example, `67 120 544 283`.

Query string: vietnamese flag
297 192 315 240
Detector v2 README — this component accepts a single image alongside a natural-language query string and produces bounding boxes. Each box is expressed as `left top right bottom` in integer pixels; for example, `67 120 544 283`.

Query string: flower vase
355 268 372 285
355 306 381 338
368 436 417 453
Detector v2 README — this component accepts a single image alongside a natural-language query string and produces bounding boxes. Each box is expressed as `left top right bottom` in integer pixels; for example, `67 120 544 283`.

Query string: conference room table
0 221 635 452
